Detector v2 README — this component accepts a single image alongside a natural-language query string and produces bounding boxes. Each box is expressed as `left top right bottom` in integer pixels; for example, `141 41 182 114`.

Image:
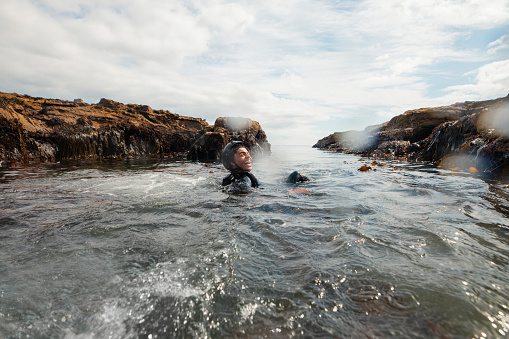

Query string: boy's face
232 147 252 171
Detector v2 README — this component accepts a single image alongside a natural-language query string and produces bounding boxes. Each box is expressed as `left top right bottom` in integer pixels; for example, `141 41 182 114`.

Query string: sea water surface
1 145 508 338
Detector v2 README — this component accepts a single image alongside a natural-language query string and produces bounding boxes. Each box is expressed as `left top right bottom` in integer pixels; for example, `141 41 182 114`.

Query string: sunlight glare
477 103 509 138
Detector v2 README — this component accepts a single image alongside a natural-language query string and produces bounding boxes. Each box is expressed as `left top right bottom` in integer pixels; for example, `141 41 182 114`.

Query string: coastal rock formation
314 94 509 172
0 92 270 164
187 117 271 162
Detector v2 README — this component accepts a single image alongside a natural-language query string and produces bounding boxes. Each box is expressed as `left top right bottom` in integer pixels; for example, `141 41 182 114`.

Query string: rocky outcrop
314 94 509 172
313 124 385 152
187 117 271 162
0 92 270 164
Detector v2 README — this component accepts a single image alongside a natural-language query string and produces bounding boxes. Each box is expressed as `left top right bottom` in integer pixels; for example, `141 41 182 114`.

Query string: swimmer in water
221 141 312 189
221 141 260 188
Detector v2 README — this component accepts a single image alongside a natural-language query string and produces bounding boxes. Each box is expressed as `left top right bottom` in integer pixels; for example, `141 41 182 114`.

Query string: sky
1 0 508 145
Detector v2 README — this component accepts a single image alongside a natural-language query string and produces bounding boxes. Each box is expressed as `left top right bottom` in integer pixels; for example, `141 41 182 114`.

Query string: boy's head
221 141 252 171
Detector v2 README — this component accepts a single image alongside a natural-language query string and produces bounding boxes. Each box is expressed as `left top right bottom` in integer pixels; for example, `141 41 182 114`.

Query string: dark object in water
222 170 260 188
286 171 311 183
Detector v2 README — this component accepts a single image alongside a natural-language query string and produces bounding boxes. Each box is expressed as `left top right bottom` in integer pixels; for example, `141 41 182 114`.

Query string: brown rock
0 92 272 165
0 92 208 163
314 94 509 172
188 117 271 162
187 130 229 161
313 124 384 152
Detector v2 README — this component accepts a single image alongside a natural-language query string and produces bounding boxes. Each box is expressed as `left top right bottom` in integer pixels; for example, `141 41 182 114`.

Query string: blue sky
1 0 508 145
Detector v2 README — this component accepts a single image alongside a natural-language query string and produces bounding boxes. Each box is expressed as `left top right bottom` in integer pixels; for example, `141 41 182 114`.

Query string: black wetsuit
222 170 260 188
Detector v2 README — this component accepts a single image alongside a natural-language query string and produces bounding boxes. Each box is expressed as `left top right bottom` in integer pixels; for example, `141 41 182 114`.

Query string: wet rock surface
314 94 509 172
0 92 270 164
188 116 271 162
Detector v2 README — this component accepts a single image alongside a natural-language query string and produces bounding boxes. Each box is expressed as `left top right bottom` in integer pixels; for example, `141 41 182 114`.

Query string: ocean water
1 145 508 338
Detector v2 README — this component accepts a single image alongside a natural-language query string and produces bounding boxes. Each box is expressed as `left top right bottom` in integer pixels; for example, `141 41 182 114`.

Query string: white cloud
444 59 509 99
198 2 254 42
357 0 509 29
0 0 508 146
488 34 509 54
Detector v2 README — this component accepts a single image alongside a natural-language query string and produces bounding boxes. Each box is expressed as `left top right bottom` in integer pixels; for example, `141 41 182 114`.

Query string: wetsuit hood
221 141 247 171
221 141 259 188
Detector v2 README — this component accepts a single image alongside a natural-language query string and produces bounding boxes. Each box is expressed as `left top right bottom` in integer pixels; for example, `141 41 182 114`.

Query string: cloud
444 59 509 99
198 2 254 42
357 0 509 30
488 34 509 54
0 0 508 146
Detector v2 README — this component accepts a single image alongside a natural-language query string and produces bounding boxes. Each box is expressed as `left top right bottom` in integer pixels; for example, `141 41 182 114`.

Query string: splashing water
1 146 508 338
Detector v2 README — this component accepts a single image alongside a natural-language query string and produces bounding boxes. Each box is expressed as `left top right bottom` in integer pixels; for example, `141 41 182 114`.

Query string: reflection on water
1 145 508 338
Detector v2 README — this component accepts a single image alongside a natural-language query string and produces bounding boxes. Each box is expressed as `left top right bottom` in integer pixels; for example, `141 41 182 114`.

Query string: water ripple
1 148 509 338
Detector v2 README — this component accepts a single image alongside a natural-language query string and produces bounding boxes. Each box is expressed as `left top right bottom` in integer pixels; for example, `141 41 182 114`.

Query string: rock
187 130 229 161
372 140 410 158
188 117 271 162
314 94 509 172
0 116 39 162
416 97 509 171
358 165 372 172
378 105 468 144
314 124 384 152
0 92 271 164
0 92 210 163
478 137 509 171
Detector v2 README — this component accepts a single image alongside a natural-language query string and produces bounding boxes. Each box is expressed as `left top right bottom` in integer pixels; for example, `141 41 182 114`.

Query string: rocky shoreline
314 94 509 173
0 92 271 165
3 91 508 173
